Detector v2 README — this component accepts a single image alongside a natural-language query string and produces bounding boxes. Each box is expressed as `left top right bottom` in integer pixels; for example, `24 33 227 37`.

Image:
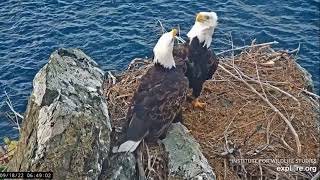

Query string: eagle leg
191 98 206 110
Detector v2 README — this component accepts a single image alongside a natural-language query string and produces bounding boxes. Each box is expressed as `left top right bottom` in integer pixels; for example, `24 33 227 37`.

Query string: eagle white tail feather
116 140 141 153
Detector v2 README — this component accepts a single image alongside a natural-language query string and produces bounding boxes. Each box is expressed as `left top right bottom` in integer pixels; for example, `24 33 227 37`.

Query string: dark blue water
0 0 319 140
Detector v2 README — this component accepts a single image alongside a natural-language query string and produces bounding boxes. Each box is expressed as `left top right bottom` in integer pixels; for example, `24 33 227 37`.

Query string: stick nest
104 45 319 180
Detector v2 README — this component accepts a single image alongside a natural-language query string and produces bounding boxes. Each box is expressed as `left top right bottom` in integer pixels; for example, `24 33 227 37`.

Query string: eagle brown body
114 29 187 153
174 12 219 109
185 37 219 98
125 58 188 142
173 39 219 98
114 56 188 153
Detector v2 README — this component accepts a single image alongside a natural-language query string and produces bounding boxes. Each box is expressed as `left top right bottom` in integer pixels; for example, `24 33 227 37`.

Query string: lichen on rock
7 48 111 180
162 123 216 180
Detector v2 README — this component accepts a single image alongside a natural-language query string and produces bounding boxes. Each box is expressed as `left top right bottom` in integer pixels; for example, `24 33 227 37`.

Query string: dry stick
107 71 116 84
255 62 295 151
208 79 289 85
218 64 302 155
254 62 267 100
151 153 160 179
222 62 300 106
266 113 276 145
224 159 227 180
311 171 320 180
238 149 248 180
144 143 153 179
216 41 279 56
158 20 166 34
157 20 186 43
287 43 301 55
259 162 263 180
301 88 320 99
4 91 22 132
221 101 251 157
5 112 19 126
228 32 235 67
136 142 146 180
127 58 151 70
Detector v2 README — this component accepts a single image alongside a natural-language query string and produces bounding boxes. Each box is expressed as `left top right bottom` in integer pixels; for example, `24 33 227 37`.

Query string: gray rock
295 62 314 92
99 153 137 180
7 48 111 180
162 123 216 180
294 62 320 132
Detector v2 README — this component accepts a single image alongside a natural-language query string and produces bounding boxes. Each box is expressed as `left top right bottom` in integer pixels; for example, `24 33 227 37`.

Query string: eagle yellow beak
171 28 177 38
196 13 206 22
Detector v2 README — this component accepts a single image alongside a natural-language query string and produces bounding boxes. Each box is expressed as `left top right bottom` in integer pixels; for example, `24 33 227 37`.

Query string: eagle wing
173 39 219 98
206 50 219 80
125 66 188 143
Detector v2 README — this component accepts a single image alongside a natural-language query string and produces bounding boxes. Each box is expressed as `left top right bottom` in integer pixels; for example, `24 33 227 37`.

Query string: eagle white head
153 29 177 69
187 12 218 48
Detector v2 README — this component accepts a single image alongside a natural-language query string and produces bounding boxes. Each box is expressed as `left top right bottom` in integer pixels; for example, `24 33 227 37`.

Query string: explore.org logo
276 165 317 173
229 158 318 173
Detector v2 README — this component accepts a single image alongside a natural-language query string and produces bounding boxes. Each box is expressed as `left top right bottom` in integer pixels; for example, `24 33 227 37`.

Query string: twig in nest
259 162 263 180
224 159 227 180
136 141 146 180
115 93 132 100
287 43 301 55
223 102 250 154
208 79 289 85
107 71 116 85
241 124 262 147
255 60 294 151
222 62 300 106
311 171 320 180
238 149 247 179
229 32 235 67
158 20 166 34
216 41 279 56
301 88 320 99
175 35 186 43
266 113 276 144
157 20 186 43
144 143 152 178
280 136 294 152
218 64 302 155
127 58 151 70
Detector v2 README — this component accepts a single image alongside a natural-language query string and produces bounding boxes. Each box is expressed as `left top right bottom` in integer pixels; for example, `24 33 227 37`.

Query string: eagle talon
191 98 206 109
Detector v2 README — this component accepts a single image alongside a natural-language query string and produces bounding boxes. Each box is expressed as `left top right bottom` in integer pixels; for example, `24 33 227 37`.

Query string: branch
218 64 302 155
157 20 166 34
287 43 300 54
311 171 320 180
4 91 22 132
157 20 186 43
301 88 320 99
216 41 279 56
107 71 116 85
222 62 300 106
136 142 146 180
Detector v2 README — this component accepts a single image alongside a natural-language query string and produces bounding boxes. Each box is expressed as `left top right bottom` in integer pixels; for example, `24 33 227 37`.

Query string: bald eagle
183 12 219 109
115 29 189 153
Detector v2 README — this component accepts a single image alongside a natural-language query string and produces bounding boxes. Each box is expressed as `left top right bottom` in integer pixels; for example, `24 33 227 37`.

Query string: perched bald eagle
181 12 219 109
115 29 189 153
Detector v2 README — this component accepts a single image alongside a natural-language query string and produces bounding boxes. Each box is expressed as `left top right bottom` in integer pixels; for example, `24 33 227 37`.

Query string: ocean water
0 0 319 140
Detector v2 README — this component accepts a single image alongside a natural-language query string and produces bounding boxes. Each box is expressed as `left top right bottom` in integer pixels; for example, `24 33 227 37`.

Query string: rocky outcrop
7 48 111 180
6 48 216 180
99 153 137 180
162 123 216 180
